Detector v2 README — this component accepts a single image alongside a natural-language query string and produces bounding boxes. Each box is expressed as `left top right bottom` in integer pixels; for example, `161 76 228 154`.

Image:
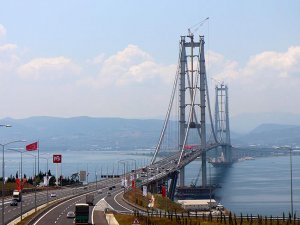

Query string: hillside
0 117 164 151
1 117 299 151
232 123 300 146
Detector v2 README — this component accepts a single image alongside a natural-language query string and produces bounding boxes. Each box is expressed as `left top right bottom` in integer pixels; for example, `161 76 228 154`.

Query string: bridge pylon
214 84 232 164
151 32 213 188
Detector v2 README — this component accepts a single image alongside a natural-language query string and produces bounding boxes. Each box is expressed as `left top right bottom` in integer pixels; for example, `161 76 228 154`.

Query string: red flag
161 185 167 198
132 180 135 188
16 178 21 191
26 142 38 151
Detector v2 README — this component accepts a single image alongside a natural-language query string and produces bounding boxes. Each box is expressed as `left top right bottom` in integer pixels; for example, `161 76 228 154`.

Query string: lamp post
40 156 49 205
1 139 26 225
7 148 25 221
280 145 294 216
124 159 137 203
24 152 37 211
118 161 126 193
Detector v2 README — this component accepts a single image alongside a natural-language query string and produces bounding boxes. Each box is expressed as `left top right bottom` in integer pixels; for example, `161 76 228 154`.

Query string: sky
0 0 300 119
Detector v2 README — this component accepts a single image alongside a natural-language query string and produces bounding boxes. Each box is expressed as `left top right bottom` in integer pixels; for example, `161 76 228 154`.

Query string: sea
2 149 299 217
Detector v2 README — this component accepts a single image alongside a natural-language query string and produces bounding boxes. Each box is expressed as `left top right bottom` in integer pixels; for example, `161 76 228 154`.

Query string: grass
123 188 186 213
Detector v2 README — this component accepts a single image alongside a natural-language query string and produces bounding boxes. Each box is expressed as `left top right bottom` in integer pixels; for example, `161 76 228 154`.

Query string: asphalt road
13 155 186 225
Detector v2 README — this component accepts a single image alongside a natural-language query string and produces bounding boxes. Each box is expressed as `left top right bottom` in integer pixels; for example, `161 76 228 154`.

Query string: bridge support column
168 171 179 201
202 152 207 187
179 167 185 187
223 145 232 163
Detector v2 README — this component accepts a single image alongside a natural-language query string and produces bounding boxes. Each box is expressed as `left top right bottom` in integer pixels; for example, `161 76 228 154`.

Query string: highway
32 183 135 225
4 148 216 224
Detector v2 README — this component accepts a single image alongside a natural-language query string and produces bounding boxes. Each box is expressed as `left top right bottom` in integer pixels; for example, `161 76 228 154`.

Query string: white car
66 211 75 218
50 193 56 197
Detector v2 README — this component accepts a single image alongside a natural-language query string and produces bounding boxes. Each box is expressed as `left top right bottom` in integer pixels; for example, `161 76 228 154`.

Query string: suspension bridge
142 32 232 200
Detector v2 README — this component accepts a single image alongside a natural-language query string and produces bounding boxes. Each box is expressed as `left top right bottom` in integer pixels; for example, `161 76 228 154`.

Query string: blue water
2 150 299 216
185 155 300 216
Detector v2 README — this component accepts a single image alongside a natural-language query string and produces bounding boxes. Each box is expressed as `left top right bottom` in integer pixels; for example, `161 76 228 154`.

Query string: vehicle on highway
112 185 116 188
50 193 56 197
98 189 103 194
10 199 18 206
66 211 75 218
12 190 22 202
75 203 89 224
109 187 113 190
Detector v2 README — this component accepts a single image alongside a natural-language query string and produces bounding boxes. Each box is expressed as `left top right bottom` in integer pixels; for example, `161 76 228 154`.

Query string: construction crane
188 17 209 36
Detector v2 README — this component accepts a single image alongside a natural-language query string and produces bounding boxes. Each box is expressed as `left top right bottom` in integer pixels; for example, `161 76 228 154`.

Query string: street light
280 145 294 216
118 161 126 193
124 159 137 204
1 140 26 225
23 152 37 211
7 148 25 221
40 155 50 205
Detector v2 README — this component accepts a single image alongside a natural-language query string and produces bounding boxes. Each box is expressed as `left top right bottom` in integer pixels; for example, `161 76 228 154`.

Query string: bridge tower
214 84 232 162
151 33 210 188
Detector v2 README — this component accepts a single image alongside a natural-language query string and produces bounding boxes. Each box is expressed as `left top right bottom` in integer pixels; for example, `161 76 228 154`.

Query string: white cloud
79 44 176 87
207 51 240 81
207 46 300 115
0 24 6 38
18 56 81 80
0 44 19 74
0 43 17 52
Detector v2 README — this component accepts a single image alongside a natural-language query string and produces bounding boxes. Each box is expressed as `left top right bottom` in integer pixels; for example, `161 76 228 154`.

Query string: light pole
24 152 37 211
40 156 50 205
1 139 26 225
118 161 126 193
280 145 294 216
7 148 25 221
125 159 137 204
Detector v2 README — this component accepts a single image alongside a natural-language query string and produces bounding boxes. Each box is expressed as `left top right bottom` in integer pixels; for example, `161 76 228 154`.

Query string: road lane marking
114 191 133 213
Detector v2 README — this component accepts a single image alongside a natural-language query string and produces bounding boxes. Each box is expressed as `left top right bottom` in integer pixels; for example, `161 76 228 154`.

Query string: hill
232 123 300 146
0 117 163 151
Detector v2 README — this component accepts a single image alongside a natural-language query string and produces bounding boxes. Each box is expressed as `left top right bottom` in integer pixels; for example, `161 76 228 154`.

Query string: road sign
79 171 86 182
53 154 62 163
132 218 140 225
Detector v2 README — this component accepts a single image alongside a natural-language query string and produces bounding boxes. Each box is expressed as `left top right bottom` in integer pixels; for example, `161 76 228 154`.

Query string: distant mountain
0 117 164 151
233 123 300 146
2 115 300 151
230 112 300 133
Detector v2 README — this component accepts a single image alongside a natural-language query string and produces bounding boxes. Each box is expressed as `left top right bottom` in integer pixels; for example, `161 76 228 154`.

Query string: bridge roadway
4 143 220 224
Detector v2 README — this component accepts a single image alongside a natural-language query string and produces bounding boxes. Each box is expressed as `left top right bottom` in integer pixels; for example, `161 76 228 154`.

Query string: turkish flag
26 142 38 151
162 185 167 198
16 178 21 191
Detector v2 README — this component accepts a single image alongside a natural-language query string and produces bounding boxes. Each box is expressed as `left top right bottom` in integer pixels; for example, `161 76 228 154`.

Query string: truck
85 194 94 206
75 203 89 225
12 190 22 202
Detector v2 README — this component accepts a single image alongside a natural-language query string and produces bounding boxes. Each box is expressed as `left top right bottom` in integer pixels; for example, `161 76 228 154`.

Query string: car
98 189 103 194
66 211 75 218
112 185 116 188
109 187 113 190
107 191 111 196
10 199 18 206
50 193 56 197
